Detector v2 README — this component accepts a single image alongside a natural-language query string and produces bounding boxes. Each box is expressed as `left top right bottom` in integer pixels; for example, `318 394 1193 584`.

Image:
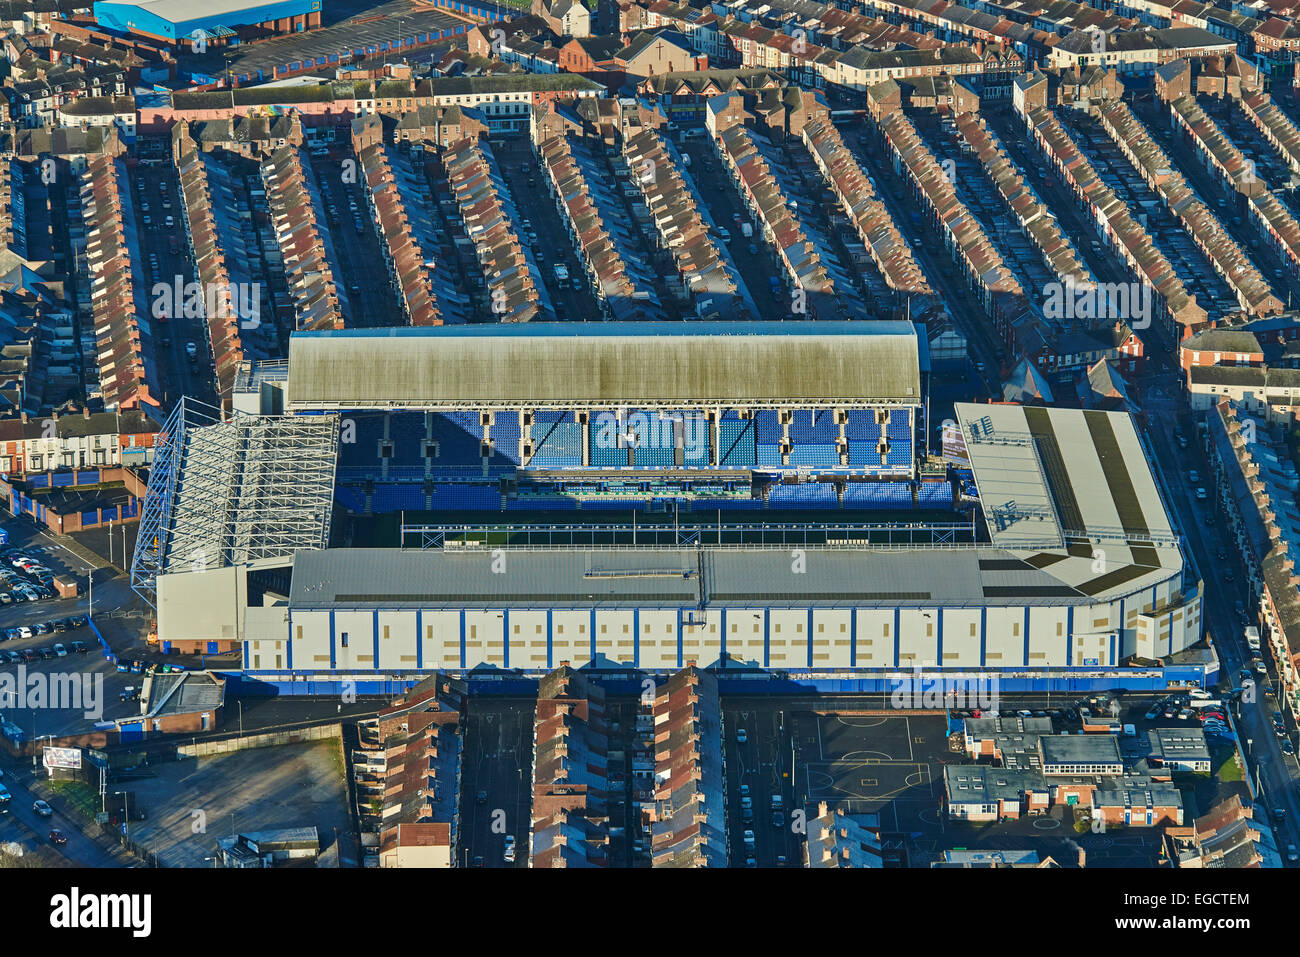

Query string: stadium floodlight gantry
130 396 339 608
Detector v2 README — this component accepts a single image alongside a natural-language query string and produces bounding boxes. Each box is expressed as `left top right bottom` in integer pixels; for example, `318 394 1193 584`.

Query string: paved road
1138 375 1300 857
0 763 137 867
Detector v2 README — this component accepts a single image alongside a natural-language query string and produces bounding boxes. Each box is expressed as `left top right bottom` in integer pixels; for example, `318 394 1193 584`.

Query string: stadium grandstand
132 324 1210 693
243 322 928 515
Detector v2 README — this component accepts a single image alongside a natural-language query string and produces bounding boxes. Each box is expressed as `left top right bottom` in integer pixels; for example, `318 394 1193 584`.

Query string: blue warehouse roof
94 0 319 41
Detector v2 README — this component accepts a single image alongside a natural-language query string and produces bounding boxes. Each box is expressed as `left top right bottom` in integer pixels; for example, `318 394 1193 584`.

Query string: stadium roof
284 322 923 410
287 540 1179 610
956 403 1176 551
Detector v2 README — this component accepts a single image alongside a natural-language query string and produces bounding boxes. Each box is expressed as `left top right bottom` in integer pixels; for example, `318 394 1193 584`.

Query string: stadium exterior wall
239 570 1202 676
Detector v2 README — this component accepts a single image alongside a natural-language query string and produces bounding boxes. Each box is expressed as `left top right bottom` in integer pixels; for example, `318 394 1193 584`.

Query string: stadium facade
131 324 1212 693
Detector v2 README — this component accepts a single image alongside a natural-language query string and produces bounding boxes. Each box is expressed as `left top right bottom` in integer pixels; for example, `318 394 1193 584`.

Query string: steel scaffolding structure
130 397 340 606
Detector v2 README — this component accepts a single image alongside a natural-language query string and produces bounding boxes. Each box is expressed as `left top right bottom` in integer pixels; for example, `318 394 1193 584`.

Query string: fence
177 722 342 758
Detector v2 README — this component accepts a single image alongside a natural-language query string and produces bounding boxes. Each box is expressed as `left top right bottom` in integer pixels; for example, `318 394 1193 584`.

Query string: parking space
604 695 653 867
0 651 137 740
494 137 601 321
723 699 802 867
305 147 402 327
455 697 535 868
1055 109 1241 320
1130 94 1299 302
125 159 219 409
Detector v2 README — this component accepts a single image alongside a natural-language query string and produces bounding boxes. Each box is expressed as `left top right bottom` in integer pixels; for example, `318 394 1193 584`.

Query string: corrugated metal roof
286 323 921 408
286 541 1177 609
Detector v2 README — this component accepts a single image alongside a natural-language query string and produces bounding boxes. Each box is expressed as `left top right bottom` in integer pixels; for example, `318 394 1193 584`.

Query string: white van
1246 626 1261 651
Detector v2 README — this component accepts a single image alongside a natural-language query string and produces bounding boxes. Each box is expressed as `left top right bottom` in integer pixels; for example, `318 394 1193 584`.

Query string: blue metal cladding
94 0 318 41
223 665 1210 698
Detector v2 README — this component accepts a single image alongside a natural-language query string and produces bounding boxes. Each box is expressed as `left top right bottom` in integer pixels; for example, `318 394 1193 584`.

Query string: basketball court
798 713 945 830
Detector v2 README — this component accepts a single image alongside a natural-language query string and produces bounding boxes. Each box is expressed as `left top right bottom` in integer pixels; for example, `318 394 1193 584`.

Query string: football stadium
130 323 1211 694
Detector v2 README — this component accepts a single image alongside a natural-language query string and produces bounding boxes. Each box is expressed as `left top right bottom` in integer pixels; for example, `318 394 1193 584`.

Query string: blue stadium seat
789 408 838 444
334 487 365 512
490 411 523 466
768 483 838 508
388 413 427 468
844 410 881 442
918 482 954 507
719 420 755 467
886 409 913 441
427 485 500 510
530 418 583 468
843 482 913 507
430 412 484 467
371 484 427 512
754 410 782 444
756 444 784 467
787 444 839 467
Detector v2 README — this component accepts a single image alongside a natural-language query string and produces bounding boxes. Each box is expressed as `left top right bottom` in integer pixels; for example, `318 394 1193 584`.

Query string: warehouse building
93 0 321 47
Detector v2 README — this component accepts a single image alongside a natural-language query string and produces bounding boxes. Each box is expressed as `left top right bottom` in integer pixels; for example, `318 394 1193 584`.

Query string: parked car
52 643 66 657
736 728 747 744
69 641 87 655
16 626 32 639
3 650 19 663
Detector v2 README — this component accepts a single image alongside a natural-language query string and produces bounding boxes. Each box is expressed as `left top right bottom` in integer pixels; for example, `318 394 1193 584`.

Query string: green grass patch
48 780 100 820
1215 745 1244 783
